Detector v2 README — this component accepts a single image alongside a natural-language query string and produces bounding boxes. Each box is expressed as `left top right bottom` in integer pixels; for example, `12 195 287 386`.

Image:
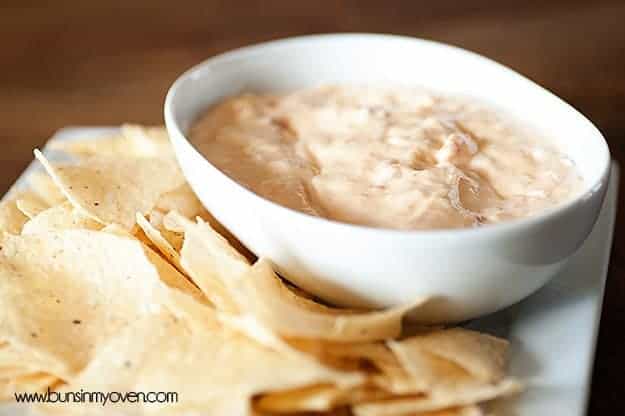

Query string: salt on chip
34 150 185 229
39 299 363 416
0 229 189 380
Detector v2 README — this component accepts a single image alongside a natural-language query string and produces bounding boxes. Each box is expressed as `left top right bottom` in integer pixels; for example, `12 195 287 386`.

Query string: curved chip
230 259 428 342
136 212 183 272
174 214 248 313
172 213 428 342
34 150 185 229
401 328 509 383
163 210 253 261
48 125 173 159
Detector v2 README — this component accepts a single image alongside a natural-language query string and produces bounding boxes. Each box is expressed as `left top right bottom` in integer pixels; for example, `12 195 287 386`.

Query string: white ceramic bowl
165 34 610 323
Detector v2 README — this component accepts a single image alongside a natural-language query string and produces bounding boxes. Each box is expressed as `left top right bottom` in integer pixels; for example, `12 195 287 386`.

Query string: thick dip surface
190 86 581 230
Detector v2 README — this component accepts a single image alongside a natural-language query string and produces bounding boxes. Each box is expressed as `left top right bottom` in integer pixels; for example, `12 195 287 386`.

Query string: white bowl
165 34 610 323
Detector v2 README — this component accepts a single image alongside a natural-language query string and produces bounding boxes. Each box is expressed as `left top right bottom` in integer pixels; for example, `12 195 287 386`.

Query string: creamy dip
190 86 581 230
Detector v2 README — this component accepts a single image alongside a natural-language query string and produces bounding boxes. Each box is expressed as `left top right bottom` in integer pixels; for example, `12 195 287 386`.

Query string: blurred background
1 1 623 413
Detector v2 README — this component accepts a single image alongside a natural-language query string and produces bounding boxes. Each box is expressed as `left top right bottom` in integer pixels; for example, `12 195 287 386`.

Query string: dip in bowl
165 34 610 322
188 85 582 230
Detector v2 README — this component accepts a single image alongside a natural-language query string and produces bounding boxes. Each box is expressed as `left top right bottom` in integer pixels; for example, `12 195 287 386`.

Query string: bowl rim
164 33 611 239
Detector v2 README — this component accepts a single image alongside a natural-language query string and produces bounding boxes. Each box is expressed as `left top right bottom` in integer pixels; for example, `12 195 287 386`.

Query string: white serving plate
1 127 618 416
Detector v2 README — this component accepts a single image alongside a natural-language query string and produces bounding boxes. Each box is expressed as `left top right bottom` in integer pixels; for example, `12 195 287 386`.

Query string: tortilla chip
388 329 509 390
255 383 390 413
15 195 49 219
0 229 184 380
161 210 186 233
163 210 253 262
148 211 185 252
136 212 183 270
100 223 135 237
357 406 484 416
34 150 185 229
401 328 508 383
38 299 362 416
0 372 59 401
27 172 66 206
285 339 403 376
352 380 519 416
173 214 426 341
390 342 477 392
154 184 208 219
356 332 522 414
0 341 56 374
21 202 102 235
120 124 173 157
427 407 484 416
48 125 172 159
141 241 205 303
0 198 29 235
0 366 36 380
175 214 248 312
230 259 427 342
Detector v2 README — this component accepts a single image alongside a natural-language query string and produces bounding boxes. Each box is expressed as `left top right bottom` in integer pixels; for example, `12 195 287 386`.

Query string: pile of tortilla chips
0 126 521 415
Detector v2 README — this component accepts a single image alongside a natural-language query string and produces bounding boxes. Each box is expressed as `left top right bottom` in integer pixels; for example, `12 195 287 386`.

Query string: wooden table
1 1 623 413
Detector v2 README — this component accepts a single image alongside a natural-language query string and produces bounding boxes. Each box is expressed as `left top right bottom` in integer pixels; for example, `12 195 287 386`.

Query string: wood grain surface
1 1 623 414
